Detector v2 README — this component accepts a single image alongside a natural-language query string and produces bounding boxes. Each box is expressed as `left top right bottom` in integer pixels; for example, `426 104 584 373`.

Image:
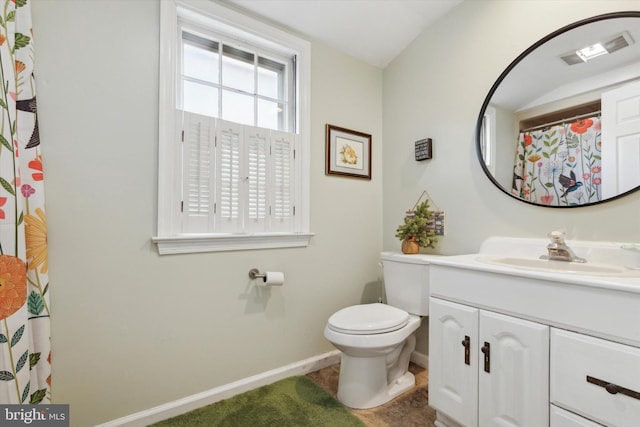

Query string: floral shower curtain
0 0 50 404
512 116 602 206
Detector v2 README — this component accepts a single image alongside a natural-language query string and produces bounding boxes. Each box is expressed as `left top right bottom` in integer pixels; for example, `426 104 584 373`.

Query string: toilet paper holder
248 268 266 280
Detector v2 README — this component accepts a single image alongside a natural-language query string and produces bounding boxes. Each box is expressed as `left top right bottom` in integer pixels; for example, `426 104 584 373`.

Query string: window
155 0 312 254
480 106 496 175
180 31 294 131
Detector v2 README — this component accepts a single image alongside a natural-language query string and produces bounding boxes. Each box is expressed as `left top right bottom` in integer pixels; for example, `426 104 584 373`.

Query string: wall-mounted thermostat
415 138 432 161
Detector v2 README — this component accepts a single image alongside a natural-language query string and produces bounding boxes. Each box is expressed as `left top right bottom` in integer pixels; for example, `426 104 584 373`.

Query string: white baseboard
97 350 341 427
411 350 428 368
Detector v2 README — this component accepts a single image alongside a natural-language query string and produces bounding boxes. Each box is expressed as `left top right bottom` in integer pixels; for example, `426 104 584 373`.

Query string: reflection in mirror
476 12 640 207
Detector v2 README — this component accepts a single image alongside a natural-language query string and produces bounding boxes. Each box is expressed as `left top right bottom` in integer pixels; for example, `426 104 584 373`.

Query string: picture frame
325 124 372 180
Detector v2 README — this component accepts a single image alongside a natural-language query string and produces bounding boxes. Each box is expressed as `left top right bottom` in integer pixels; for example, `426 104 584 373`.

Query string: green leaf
29 352 41 369
0 371 15 381
16 350 28 373
21 383 29 404
0 98 6 110
6 10 14 22
11 324 25 347
0 134 13 152
13 33 30 50
28 291 45 316
542 152 549 159
550 146 558 155
0 333 6 344
594 155 601 160
17 211 23 226
30 389 47 404
545 182 554 188
0 177 15 196
15 0 27 7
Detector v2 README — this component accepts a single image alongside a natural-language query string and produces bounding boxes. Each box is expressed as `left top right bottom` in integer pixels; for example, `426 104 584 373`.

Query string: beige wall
383 0 640 355
30 0 640 425
32 1 382 425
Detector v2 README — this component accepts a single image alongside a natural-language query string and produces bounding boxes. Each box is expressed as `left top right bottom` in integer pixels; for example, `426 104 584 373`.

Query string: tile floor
307 363 437 427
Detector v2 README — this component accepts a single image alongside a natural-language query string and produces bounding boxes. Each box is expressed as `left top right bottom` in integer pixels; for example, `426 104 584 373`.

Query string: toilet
323 252 432 409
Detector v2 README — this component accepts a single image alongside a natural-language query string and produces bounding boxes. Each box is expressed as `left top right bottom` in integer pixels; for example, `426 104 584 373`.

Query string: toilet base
336 352 416 409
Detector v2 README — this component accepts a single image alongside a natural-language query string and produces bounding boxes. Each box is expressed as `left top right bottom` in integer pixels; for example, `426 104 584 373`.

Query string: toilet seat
327 303 409 335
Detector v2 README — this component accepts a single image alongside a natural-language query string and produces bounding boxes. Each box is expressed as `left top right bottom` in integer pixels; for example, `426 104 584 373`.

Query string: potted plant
395 200 438 254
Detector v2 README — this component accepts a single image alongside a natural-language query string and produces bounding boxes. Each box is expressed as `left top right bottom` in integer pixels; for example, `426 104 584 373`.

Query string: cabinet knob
605 383 620 395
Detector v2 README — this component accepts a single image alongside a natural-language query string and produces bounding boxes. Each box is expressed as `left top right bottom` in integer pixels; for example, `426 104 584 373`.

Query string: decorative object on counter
396 191 439 254
325 124 372 180
415 138 432 161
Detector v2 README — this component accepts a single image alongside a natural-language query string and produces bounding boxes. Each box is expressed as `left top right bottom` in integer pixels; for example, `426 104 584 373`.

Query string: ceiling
226 0 464 68
490 16 640 112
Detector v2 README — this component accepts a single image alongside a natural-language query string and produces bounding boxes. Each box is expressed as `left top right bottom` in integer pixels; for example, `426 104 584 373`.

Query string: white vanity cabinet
427 240 640 427
429 297 549 427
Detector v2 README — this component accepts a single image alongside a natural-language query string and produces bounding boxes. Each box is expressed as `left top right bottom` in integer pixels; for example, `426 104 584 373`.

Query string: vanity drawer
550 328 640 426
550 405 603 427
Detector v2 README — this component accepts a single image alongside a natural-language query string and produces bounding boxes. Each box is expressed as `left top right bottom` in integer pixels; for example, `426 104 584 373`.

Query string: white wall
31 1 382 425
383 0 640 257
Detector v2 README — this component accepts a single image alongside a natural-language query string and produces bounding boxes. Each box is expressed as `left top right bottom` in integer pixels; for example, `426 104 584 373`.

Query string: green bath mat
151 376 366 426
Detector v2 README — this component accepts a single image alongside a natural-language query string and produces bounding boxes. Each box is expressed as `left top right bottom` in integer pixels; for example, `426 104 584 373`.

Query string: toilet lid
327 303 409 335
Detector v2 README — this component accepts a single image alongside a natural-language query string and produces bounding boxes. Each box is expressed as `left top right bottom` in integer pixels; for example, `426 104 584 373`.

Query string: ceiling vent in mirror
560 31 634 65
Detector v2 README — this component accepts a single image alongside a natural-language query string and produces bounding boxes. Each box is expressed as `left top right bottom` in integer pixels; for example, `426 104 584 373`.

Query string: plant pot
401 236 420 254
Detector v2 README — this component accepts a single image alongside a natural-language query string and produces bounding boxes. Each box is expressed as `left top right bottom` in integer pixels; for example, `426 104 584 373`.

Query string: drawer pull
481 342 490 373
586 375 640 401
461 335 470 365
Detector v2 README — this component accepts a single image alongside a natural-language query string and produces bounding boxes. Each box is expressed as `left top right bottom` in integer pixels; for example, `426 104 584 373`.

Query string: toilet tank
380 252 436 316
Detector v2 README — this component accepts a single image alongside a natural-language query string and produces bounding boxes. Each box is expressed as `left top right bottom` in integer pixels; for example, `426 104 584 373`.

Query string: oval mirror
476 12 640 207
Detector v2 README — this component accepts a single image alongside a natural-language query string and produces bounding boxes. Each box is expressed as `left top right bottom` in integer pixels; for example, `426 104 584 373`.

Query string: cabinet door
429 298 479 427
479 310 549 427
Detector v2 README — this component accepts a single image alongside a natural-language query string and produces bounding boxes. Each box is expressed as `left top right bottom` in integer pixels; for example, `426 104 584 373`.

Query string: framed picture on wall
325 124 372 180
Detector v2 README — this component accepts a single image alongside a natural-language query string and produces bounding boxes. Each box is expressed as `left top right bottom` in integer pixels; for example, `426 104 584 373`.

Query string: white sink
477 256 639 276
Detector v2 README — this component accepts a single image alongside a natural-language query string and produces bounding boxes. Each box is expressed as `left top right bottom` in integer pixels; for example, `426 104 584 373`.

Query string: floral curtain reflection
512 116 602 206
0 0 50 404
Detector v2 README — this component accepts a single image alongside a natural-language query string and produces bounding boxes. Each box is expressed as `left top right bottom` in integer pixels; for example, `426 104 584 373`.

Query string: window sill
152 232 314 255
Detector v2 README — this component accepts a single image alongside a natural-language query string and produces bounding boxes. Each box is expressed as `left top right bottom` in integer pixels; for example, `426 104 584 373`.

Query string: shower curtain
0 0 50 404
512 116 602 206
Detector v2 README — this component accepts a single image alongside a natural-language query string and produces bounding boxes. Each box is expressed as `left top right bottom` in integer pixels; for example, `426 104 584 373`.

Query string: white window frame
481 106 497 176
154 0 312 255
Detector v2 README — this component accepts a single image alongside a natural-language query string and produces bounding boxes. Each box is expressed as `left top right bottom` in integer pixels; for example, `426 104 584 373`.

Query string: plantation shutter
216 120 242 232
181 111 215 233
179 114 298 235
245 126 269 232
270 130 297 232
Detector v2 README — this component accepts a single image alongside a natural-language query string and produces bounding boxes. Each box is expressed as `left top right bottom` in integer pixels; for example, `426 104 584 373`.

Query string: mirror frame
475 11 640 208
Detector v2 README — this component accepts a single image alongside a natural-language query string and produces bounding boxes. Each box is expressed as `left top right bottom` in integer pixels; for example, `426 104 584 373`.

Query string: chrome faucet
540 231 586 263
